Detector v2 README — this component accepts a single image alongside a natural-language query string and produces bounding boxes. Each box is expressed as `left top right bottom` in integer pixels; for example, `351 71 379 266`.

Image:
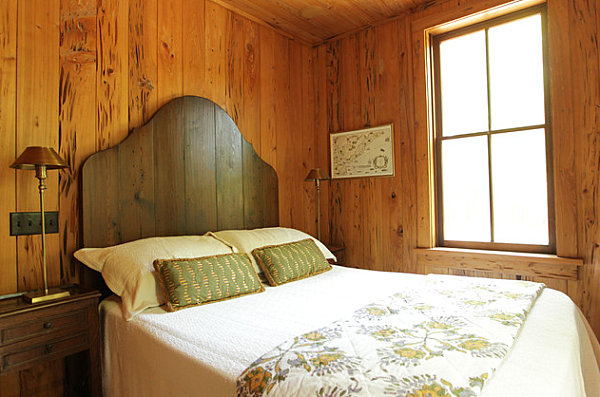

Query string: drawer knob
44 344 53 354
43 322 52 329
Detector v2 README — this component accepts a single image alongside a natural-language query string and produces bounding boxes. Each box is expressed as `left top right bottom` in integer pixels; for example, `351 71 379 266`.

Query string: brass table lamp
305 168 329 241
11 146 70 303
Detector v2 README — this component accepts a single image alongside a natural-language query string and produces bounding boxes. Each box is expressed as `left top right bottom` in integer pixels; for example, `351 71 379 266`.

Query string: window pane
439 31 488 136
442 136 491 241
491 129 548 244
488 14 545 130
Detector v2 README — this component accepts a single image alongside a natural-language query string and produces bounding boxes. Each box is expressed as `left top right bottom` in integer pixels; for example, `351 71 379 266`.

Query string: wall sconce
11 146 70 303
304 168 329 241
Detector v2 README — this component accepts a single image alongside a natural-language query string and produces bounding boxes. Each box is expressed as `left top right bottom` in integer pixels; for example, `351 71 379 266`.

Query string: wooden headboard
81 95 278 254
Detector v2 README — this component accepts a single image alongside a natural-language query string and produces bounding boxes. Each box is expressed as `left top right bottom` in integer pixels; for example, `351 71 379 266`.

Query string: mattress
100 266 600 396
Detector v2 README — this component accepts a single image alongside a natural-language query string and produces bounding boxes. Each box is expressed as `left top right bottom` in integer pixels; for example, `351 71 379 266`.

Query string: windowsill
414 247 582 280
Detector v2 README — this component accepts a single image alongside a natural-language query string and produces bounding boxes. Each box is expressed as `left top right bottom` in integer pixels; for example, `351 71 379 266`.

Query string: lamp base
23 288 70 304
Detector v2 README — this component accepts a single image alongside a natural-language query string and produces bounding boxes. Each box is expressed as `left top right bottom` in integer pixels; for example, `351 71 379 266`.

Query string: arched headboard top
82 96 279 249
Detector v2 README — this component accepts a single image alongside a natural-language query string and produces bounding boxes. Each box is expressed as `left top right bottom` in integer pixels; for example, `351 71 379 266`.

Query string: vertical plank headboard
81 96 278 251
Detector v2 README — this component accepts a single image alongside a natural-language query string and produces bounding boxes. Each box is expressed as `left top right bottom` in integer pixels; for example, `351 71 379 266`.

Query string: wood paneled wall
313 0 600 336
0 0 315 394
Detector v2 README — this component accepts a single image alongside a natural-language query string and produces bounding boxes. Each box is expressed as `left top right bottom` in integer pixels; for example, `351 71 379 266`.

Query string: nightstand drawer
1 332 88 372
1 308 87 346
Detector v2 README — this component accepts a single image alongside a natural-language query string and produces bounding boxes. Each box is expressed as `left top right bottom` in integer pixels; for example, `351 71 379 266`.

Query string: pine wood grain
317 0 600 341
157 0 183 109
182 0 205 96
415 248 582 280
212 0 425 44
128 0 158 129
16 0 61 292
258 27 277 168
570 0 600 334
97 0 128 150
2 1 316 394
59 0 97 286
205 1 228 106
0 0 17 296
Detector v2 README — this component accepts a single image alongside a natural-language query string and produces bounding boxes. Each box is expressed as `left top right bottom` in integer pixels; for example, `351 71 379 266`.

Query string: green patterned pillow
252 239 332 286
153 253 264 311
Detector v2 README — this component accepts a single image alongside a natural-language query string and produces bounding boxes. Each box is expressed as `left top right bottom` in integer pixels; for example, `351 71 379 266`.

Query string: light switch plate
10 212 59 236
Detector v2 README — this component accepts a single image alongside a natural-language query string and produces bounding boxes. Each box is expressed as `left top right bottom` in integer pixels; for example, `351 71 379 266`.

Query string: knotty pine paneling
313 0 600 337
0 0 17 296
0 0 317 393
0 0 317 295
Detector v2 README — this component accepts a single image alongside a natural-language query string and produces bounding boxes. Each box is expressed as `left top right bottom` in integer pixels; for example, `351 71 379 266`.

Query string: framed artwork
330 124 394 179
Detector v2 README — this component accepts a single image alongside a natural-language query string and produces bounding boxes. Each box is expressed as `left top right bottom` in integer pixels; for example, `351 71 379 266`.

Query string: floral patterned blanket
236 275 545 397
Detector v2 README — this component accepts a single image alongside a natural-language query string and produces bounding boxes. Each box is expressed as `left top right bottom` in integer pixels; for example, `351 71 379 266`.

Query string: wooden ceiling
214 0 428 44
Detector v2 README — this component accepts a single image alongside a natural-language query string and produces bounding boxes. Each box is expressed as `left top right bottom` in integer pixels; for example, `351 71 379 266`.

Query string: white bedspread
100 266 600 397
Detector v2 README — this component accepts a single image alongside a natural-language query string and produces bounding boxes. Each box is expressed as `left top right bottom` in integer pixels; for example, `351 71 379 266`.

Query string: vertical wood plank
274 36 292 227
59 0 97 285
299 45 316 237
153 102 185 236
129 0 158 129
97 0 128 150
82 148 120 248
16 0 61 291
239 17 260 151
184 97 217 234
225 10 244 124
182 0 205 96
570 0 600 333
399 16 418 274
216 109 244 230
258 27 277 167
205 1 228 106
0 0 17 295
312 45 329 243
157 0 183 108
242 140 266 229
118 125 156 242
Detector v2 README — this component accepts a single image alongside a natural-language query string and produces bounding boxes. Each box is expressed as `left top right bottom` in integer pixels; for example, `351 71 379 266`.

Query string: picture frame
330 124 395 179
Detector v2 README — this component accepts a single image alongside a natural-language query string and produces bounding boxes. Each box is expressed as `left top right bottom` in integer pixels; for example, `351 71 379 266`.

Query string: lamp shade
305 168 329 181
10 146 68 170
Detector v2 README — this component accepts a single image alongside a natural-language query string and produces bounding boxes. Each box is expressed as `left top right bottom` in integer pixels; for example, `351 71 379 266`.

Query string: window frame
430 4 556 254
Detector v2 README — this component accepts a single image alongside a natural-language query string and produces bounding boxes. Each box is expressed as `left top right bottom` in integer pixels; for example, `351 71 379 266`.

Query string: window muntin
433 6 554 253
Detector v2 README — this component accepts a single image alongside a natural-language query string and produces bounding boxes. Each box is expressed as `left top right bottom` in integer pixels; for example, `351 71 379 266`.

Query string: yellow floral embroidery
459 339 490 351
371 328 396 339
366 307 387 316
244 367 272 394
303 331 325 341
490 313 514 321
311 353 342 366
427 321 452 329
407 384 450 397
394 348 426 359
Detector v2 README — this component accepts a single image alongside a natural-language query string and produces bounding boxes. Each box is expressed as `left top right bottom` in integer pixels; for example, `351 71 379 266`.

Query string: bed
78 96 600 396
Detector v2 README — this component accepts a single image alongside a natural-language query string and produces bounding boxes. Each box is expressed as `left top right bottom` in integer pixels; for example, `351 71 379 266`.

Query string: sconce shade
10 146 68 170
305 168 329 181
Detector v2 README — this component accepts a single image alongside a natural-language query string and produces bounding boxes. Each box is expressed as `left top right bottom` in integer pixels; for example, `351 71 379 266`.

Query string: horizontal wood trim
415 247 582 281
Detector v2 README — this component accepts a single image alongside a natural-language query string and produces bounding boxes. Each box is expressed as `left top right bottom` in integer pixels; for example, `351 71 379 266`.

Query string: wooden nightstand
327 245 346 266
0 286 101 397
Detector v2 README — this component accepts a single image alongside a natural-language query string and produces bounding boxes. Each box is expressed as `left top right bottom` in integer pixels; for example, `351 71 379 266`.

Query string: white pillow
74 235 236 319
211 227 336 277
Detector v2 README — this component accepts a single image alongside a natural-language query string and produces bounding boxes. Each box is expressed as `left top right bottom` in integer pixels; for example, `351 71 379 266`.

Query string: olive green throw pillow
252 239 332 286
153 253 264 311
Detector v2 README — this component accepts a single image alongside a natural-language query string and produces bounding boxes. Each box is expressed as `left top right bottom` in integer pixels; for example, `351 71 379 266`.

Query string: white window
432 6 554 253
